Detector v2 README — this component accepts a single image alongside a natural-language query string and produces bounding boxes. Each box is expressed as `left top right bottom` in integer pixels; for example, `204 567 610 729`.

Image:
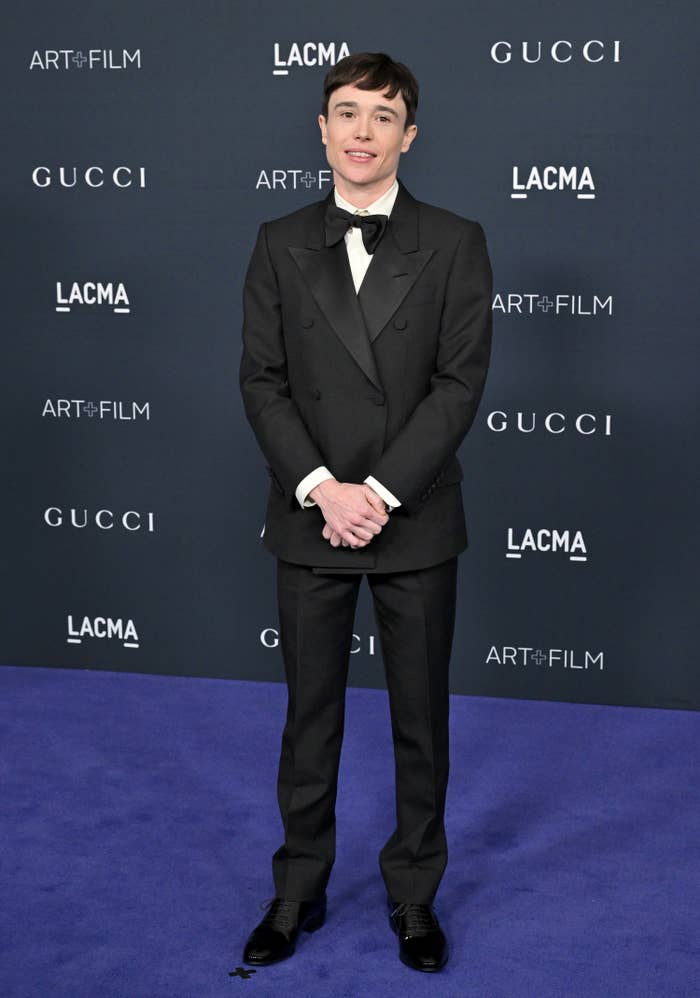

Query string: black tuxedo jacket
239 177 493 573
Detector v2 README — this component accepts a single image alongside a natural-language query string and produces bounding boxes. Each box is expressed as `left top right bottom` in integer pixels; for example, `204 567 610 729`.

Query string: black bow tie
324 202 389 255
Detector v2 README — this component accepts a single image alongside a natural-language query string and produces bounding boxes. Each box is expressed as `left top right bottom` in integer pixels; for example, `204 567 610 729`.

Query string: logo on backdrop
30 50 141 70
67 615 140 649
272 42 350 75
256 169 332 191
55 281 131 314
492 293 613 317
42 400 150 421
506 528 588 562
486 412 613 436
32 167 147 189
487 646 604 671
490 40 621 64
261 628 377 655
44 508 156 532
511 166 596 199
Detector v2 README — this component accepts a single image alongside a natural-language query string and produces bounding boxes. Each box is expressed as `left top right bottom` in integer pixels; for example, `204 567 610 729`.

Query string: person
238 51 493 973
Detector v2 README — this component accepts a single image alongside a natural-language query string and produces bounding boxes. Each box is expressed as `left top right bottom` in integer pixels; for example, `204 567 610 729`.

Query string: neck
333 173 396 210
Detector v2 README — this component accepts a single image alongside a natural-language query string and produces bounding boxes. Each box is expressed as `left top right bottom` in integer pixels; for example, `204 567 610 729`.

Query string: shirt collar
333 177 399 217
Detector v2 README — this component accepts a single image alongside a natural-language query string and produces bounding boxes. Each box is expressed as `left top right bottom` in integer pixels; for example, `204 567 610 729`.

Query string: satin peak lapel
287 179 434 390
357 183 435 344
288 237 382 391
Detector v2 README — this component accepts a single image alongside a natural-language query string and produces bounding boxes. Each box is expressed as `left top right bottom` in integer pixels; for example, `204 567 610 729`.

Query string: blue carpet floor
1 664 698 997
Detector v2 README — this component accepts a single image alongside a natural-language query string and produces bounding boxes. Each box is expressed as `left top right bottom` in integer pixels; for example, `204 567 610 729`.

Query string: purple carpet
1 664 698 997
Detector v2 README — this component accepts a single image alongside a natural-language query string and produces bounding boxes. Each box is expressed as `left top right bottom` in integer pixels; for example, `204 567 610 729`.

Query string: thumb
363 486 388 515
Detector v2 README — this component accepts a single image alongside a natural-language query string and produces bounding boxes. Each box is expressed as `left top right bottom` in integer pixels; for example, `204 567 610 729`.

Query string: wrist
309 477 339 503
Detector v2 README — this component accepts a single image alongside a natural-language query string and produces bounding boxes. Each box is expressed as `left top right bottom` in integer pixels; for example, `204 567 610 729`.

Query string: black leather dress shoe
387 897 448 972
242 894 327 965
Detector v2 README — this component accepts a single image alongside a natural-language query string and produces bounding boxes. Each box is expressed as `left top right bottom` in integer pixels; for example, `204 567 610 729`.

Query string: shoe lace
390 902 438 935
258 896 299 934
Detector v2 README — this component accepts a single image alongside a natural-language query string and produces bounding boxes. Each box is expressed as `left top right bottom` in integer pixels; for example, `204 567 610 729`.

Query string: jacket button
301 316 314 328
313 388 322 400
393 316 408 330
372 394 385 406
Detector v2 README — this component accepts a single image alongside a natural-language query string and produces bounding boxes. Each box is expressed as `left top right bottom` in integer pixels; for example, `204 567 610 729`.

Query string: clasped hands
308 479 390 549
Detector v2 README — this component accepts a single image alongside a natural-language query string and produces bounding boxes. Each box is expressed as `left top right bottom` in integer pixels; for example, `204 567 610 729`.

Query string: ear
401 124 418 153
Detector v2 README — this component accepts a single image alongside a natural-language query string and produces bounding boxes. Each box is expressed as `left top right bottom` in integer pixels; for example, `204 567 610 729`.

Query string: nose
354 115 373 140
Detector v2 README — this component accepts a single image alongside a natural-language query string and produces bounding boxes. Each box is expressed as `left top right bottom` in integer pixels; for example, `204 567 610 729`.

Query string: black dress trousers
271 553 459 905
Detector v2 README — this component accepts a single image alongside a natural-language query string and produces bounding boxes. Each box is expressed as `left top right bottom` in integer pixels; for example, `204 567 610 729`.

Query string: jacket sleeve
239 221 327 508
366 220 493 514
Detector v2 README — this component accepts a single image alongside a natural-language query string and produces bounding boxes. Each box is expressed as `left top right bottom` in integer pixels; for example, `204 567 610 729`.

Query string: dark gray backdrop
2 1 698 710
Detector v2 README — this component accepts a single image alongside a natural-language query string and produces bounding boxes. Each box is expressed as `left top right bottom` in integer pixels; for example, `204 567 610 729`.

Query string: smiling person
239 51 493 973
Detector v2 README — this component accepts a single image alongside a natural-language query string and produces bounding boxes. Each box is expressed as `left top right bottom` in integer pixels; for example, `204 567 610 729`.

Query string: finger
357 518 383 536
361 506 390 526
341 529 368 548
347 522 374 541
350 511 381 531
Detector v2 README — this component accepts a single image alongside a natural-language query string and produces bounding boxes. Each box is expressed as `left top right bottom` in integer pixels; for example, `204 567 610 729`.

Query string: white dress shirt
295 178 402 511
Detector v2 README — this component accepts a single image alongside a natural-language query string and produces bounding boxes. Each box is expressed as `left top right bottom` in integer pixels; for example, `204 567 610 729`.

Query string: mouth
344 149 376 162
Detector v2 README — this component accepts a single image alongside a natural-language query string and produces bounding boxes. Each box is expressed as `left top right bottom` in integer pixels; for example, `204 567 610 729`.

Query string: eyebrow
333 100 399 119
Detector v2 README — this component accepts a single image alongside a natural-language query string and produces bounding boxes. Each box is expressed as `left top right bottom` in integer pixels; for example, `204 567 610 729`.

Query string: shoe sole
398 948 448 972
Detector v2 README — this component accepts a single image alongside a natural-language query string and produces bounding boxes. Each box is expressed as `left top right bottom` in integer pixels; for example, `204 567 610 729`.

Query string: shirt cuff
364 475 402 509
296 466 335 509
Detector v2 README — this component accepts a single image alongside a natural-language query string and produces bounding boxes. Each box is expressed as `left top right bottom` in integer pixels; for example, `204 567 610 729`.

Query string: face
318 82 417 199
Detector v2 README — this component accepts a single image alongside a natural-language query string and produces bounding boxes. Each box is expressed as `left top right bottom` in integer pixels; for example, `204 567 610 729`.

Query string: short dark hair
321 52 419 130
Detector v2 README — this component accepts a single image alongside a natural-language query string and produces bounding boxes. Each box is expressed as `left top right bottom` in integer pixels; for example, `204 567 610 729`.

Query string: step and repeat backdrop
2 2 698 709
